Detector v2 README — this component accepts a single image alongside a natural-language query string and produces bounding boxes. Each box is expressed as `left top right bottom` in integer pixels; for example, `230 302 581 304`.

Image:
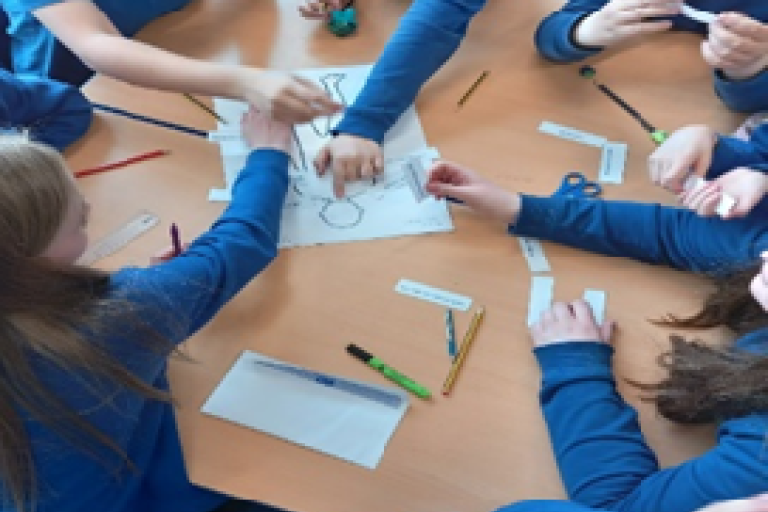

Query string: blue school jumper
1 0 192 84
9 150 289 512
333 0 488 144
0 68 91 150
534 0 768 112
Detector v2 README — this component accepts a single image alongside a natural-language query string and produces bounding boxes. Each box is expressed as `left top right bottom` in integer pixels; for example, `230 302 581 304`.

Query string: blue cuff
507 194 562 238
714 68 768 113
534 342 614 378
332 108 390 144
535 11 602 63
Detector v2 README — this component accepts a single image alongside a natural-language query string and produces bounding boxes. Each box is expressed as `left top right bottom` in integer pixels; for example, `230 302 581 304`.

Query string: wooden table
71 1 745 511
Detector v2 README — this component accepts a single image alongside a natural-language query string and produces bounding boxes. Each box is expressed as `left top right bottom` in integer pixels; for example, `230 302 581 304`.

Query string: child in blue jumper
0 108 291 512
306 0 488 198
535 1 768 113
0 0 341 124
425 160 768 512
0 67 91 151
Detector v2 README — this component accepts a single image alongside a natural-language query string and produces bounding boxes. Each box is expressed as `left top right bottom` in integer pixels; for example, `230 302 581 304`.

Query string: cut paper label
395 279 472 311
598 142 628 184
403 156 429 202
682 175 736 217
539 121 608 148
681 4 716 23
527 276 554 326
518 237 551 273
583 289 607 325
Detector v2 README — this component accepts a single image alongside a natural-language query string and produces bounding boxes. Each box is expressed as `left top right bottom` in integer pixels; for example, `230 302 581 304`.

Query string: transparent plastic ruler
78 211 159 265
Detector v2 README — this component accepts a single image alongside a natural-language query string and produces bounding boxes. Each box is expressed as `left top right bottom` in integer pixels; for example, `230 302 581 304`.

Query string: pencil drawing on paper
212 64 453 248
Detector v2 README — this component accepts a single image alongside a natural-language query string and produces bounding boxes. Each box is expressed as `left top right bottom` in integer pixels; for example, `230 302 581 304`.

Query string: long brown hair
634 265 768 424
0 137 172 511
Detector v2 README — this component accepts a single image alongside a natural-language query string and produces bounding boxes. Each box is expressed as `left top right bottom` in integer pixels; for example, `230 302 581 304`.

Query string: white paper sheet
681 4 716 23
202 350 410 469
209 65 452 247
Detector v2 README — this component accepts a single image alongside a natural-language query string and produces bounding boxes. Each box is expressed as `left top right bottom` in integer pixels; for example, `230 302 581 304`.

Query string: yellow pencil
457 70 489 108
182 93 227 124
441 306 485 396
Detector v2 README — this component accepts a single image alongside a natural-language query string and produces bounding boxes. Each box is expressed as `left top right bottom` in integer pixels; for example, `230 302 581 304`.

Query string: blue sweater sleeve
115 149 290 342
714 69 768 113
496 500 613 512
509 195 768 273
534 0 607 62
332 0 487 144
535 342 768 512
707 125 768 178
0 69 92 150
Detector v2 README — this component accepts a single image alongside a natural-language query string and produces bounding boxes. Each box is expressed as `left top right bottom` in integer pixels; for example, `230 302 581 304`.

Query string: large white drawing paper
208 65 452 247
202 350 410 469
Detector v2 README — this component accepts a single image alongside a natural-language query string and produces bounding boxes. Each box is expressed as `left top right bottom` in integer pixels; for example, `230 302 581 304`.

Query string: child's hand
648 125 717 193
681 167 768 219
425 161 520 225
573 0 680 48
241 107 293 154
530 299 615 348
149 243 189 266
236 68 342 125
314 134 383 198
298 0 347 20
702 13 768 80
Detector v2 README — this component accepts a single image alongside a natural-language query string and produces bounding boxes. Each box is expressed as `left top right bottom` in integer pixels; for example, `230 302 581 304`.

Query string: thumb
314 145 332 175
600 320 616 344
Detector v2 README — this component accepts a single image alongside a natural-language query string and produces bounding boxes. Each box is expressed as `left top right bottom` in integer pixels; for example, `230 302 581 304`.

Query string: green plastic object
651 129 669 144
579 65 597 79
328 7 357 37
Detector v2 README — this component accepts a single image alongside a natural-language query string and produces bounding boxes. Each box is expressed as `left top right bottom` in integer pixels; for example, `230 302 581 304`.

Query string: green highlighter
346 344 432 399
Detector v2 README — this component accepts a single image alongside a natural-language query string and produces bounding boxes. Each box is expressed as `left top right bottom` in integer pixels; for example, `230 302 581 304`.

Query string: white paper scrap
539 121 608 148
682 175 737 217
395 279 472 311
518 237 551 273
202 350 409 469
681 4 716 23
528 276 555 326
598 142 628 184
583 289 607 325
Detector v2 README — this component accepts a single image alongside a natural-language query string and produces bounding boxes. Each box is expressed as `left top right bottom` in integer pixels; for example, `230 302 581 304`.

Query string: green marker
346 344 432 399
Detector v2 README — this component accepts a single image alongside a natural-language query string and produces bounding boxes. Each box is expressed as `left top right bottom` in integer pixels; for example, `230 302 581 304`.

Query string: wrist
221 66 255 100
500 193 521 226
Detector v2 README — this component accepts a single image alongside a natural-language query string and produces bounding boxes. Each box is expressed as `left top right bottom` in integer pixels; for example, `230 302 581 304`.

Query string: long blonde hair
0 137 171 511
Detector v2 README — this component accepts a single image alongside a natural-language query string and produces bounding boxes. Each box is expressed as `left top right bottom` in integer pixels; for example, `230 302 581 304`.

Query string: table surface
72 1 743 511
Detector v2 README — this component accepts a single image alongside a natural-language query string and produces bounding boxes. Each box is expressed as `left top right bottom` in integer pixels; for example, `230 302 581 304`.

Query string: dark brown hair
633 265 768 424
0 137 172 512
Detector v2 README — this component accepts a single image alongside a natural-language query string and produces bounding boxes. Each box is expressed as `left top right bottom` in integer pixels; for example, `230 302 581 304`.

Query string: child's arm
534 0 607 62
536 341 768 512
534 0 676 63
331 0 487 143
511 195 767 273
32 2 340 124
316 0 487 197
708 124 768 179
117 146 290 341
0 69 92 151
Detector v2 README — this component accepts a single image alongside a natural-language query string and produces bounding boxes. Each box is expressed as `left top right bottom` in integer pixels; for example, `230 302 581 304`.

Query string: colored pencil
75 149 170 178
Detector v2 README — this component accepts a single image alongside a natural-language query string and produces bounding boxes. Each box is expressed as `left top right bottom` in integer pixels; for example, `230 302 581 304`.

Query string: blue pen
446 309 457 357
93 103 208 138
253 359 405 408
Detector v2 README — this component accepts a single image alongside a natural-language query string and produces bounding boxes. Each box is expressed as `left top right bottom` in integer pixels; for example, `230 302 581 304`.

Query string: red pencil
75 149 170 178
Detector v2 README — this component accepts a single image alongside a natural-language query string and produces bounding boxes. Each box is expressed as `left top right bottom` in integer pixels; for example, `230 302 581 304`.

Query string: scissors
553 172 602 199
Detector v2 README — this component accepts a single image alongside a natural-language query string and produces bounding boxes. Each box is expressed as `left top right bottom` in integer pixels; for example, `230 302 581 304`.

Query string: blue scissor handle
554 172 602 198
